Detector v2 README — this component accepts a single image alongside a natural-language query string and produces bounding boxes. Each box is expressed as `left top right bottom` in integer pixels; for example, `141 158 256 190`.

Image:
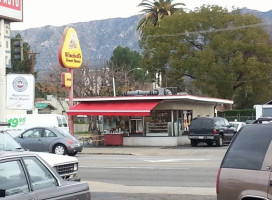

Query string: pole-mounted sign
58 27 82 135
58 27 83 69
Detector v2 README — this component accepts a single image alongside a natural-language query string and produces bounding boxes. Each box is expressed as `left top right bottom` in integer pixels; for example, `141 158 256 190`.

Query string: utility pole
28 51 39 75
0 19 6 127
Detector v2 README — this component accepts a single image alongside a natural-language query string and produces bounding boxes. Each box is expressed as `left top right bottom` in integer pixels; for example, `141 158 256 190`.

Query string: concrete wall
123 136 190 146
155 101 215 118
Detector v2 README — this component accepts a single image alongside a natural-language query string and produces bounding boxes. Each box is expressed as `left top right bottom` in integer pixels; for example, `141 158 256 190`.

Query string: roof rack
0 123 10 127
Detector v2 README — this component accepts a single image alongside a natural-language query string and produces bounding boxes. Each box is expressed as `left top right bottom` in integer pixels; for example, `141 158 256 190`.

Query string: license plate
199 136 204 139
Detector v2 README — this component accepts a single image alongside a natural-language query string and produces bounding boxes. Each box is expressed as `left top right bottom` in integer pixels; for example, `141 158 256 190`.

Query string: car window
43 129 57 137
223 119 229 126
189 118 202 129
0 160 29 196
230 123 239 129
203 119 213 128
0 133 23 151
61 117 68 127
57 117 64 127
55 128 70 136
221 125 272 170
23 128 42 138
214 119 222 126
23 157 57 190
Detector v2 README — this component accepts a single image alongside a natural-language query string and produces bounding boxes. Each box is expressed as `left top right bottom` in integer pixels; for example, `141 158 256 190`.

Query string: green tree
137 0 184 31
139 5 272 108
107 46 147 95
10 34 35 74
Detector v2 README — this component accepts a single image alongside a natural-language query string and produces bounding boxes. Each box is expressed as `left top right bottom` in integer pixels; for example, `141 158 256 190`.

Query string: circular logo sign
13 77 28 92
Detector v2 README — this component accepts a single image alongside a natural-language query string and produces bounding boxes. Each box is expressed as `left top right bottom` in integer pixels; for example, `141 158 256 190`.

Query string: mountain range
11 8 272 71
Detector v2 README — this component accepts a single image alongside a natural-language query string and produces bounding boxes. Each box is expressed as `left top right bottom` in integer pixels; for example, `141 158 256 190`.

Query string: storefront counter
104 133 123 146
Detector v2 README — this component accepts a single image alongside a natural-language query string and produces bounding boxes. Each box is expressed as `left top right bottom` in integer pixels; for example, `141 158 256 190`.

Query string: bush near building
218 109 256 122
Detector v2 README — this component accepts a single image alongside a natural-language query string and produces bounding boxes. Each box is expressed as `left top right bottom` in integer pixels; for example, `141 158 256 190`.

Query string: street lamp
112 67 142 96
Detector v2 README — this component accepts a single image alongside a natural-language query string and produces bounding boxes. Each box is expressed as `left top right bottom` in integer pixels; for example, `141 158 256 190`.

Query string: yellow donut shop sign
58 27 83 69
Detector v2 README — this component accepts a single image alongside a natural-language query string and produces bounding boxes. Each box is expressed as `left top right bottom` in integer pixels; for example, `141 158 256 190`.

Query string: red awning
67 100 160 116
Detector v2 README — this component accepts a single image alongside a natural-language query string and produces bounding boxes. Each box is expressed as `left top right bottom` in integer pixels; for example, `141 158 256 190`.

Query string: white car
229 121 246 132
0 128 79 181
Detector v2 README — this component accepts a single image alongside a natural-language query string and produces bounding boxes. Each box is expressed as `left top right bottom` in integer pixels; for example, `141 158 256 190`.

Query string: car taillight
213 128 217 134
216 168 221 195
68 140 73 144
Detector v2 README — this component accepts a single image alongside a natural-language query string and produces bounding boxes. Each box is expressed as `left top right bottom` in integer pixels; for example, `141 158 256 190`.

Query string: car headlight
74 163 78 171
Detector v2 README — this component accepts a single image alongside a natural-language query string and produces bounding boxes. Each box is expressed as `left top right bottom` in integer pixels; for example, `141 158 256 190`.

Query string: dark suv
217 123 272 200
188 117 236 147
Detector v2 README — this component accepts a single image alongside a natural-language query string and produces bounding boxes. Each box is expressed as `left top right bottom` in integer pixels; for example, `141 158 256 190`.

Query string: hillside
12 16 141 70
11 9 272 71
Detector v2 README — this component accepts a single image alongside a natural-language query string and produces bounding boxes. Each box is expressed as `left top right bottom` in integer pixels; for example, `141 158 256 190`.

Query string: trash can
104 133 123 146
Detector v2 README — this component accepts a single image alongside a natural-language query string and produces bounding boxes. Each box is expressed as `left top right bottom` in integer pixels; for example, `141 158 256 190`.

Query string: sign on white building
6 74 34 110
0 0 23 22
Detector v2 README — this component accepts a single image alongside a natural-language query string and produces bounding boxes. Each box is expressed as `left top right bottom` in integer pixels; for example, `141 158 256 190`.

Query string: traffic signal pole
0 19 7 128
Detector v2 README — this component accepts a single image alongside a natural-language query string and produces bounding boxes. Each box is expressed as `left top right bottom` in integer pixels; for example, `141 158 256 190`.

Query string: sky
10 0 272 30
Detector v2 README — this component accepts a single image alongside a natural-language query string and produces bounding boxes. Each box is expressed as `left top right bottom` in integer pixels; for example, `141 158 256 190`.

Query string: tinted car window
43 129 56 137
221 125 272 170
203 119 213 128
0 160 29 196
23 128 42 138
190 118 202 129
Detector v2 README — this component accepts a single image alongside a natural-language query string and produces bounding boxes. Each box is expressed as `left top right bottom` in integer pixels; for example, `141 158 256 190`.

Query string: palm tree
137 0 185 30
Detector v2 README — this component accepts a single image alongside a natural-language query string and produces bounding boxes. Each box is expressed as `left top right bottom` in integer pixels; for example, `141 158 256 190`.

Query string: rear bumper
188 134 219 140
67 144 83 154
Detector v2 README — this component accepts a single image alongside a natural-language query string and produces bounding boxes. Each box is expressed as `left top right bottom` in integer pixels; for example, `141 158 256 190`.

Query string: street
77 145 228 200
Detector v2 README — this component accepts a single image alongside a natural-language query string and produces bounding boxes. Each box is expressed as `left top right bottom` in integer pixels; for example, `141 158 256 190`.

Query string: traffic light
12 39 24 62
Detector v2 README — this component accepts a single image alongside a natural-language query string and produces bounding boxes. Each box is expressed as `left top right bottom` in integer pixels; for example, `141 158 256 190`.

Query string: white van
6 114 69 137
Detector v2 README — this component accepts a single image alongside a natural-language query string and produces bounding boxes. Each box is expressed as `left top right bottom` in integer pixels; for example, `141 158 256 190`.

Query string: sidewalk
80 146 184 156
79 144 227 156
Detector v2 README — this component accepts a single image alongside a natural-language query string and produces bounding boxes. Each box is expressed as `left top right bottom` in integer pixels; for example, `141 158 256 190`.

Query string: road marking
80 166 189 170
143 158 209 163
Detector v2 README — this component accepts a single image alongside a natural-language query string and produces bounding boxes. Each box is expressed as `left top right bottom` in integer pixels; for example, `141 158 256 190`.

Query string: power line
147 22 272 38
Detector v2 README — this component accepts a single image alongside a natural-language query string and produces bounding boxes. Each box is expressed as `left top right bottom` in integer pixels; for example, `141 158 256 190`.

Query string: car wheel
190 140 198 147
216 135 223 147
53 144 67 155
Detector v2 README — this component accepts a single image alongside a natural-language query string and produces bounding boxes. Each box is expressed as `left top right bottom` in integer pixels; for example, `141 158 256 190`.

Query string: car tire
216 135 223 147
53 144 67 155
190 140 198 147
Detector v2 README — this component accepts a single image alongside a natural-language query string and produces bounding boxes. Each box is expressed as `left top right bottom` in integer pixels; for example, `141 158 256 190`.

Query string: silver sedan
15 127 83 156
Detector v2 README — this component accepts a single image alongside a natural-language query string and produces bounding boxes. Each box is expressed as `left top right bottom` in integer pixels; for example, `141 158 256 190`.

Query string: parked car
0 128 79 180
217 123 272 200
188 117 236 147
253 116 272 124
0 151 91 199
15 127 83 156
229 121 245 132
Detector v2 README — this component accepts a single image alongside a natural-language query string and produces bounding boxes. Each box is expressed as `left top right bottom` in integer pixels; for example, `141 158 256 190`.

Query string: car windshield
230 123 239 129
0 132 24 151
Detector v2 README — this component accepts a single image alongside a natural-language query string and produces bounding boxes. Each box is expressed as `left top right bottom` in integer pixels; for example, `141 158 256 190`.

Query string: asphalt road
77 146 227 200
